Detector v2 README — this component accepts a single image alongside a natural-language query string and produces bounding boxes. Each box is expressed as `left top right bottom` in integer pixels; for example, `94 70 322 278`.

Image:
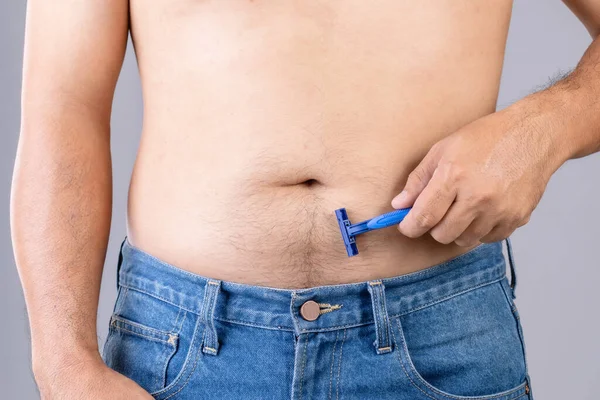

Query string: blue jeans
102 236 533 400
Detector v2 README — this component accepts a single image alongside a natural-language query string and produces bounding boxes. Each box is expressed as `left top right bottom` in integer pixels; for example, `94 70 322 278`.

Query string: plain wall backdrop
2 1 599 399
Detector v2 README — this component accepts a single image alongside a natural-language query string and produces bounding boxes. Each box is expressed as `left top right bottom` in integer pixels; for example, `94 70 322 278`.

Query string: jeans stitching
498 279 530 382
396 278 503 318
156 337 175 391
161 311 188 389
299 332 309 400
218 279 502 332
379 285 389 349
107 320 177 393
110 316 177 344
154 318 205 399
119 284 199 315
295 278 505 333
371 284 382 349
376 286 384 348
291 291 301 334
121 271 502 328
202 281 218 353
115 286 129 316
200 281 216 353
329 330 339 400
109 323 173 346
121 278 503 336
177 311 188 334
336 328 346 400
389 317 439 400
162 325 205 400
200 279 212 328
217 317 294 331
171 307 183 334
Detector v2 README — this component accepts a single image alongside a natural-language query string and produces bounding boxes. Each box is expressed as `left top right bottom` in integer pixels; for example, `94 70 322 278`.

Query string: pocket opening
499 278 530 384
389 283 531 400
150 312 206 398
103 288 203 396
110 315 180 345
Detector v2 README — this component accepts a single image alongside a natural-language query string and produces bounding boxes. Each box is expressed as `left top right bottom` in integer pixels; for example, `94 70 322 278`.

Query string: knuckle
494 202 509 216
507 210 527 227
443 161 466 183
471 189 497 208
454 235 475 247
478 190 495 204
408 168 427 185
414 211 436 230
455 237 477 247
479 235 497 243
482 229 508 243
490 233 508 243
477 227 493 238
519 214 531 226
398 224 420 238
430 228 453 245
463 189 480 206
455 229 486 247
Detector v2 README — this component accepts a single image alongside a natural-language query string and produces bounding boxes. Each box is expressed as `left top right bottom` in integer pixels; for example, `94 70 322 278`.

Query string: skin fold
10 0 600 398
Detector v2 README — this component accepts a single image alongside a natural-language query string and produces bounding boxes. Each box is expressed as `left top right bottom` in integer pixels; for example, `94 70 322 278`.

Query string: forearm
506 32 600 167
11 100 112 377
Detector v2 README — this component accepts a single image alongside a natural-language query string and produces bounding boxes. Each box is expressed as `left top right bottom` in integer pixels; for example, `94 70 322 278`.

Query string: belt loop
200 279 222 356
367 280 392 355
116 236 127 290
505 237 517 299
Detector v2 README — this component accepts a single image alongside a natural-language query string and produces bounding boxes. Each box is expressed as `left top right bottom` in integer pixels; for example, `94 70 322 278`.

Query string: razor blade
335 207 412 257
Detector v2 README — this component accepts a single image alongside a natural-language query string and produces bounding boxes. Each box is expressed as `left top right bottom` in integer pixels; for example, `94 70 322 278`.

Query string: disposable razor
334 207 412 257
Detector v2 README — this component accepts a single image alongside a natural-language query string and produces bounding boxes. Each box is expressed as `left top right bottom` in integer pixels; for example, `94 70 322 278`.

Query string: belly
125 0 513 288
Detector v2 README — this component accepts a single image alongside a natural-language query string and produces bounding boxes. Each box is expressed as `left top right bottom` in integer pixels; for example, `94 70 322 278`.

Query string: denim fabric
102 236 533 400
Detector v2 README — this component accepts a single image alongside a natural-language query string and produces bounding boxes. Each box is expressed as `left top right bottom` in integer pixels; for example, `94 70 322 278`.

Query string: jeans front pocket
105 314 179 393
102 286 205 398
390 279 531 400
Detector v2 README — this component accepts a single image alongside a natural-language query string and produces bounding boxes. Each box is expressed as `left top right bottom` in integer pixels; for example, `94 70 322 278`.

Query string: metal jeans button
300 300 320 321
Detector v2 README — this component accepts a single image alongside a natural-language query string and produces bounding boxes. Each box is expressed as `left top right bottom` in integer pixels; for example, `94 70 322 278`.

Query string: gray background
1 1 599 399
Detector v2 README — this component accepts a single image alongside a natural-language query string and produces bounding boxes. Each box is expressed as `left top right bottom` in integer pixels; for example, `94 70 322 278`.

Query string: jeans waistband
117 237 509 336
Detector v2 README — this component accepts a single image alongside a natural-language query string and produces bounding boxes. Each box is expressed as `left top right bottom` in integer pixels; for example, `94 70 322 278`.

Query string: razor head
335 208 359 257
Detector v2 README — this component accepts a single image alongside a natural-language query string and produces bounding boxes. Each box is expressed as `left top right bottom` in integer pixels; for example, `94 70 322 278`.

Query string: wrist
506 88 578 175
32 342 102 383
521 70 600 162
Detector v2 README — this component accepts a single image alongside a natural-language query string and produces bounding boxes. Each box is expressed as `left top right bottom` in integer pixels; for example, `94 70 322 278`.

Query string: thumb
391 144 442 209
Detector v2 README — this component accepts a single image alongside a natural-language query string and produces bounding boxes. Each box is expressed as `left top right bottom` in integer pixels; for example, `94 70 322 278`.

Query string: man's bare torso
125 0 513 289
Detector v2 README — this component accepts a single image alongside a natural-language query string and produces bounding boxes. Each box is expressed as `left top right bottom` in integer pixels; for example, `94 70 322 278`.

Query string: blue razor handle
366 208 411 230
334 207 412 257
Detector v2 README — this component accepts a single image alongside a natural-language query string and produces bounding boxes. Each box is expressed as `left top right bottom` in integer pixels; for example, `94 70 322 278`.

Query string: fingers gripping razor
334 207 412 257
